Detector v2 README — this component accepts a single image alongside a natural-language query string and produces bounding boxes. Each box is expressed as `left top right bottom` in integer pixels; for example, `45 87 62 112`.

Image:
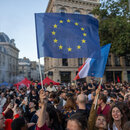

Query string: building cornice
44 66 79 72
0 50 18 60
58 0 100 5
46 0 100 13
0 42 19 52
55 0 99 9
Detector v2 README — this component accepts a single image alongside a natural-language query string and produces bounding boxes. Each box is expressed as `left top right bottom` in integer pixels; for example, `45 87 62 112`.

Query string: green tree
92 0 130 56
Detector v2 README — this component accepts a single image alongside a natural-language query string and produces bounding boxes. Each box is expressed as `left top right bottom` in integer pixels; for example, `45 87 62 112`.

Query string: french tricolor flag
74 44 111 80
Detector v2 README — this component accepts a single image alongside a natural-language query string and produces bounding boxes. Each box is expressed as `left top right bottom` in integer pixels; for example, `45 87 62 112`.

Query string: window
74 10 80 14
19 71 22 74
59 8 66 13
78 58 83 66
62 59 68 66
115 56 120 66
48 71 53 76
3 55 5 65
125 55 130 66
106 71 113 82
127 71 130 83
106 56 111 66
115 71 122 82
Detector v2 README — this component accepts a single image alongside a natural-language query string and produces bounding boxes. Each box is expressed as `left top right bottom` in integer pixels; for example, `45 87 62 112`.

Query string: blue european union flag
35 13 100 58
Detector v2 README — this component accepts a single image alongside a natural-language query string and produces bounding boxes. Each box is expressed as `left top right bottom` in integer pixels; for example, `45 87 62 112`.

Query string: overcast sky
0 0 49 63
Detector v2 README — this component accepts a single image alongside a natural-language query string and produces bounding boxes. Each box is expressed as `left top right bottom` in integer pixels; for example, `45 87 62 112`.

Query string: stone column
67 7 73 13
113 71 115 83
53 58 59 67
71 70 76 82
122 70 128 82
59 59 62 67
83 58 86 63
68 59 75 67
111 53 115 66
75 59 78 67
120 56 125 66
53 70 60 82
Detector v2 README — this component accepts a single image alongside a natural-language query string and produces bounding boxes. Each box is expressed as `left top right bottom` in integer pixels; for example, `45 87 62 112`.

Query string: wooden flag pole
94 78 103 109
38 59 44 89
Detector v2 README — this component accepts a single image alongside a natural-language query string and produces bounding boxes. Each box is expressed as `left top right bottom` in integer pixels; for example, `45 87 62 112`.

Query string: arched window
59 8 66 13
74 10 80 14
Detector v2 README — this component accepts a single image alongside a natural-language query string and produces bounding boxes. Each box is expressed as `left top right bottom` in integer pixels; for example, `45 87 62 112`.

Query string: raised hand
39 89 48 105
96 87 101 96
7 103 14 110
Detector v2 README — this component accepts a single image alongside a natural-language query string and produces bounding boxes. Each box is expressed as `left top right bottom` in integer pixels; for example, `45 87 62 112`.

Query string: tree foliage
92 0 130 56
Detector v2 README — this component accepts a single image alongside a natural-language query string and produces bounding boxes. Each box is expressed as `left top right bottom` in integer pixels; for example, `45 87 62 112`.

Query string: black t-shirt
76 109 89 119
82 85 88 91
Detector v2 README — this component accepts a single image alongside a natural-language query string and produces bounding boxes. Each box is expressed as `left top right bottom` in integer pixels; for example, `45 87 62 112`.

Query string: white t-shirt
46 86 57 92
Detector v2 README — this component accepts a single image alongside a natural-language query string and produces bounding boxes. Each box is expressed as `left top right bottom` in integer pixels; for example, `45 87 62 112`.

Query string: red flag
117 76 120 83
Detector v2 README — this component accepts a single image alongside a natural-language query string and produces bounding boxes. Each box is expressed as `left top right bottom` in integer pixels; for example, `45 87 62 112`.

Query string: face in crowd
1 93 5 98
29 101 35 109
66 113 87 130
103 90 108 97
95 115 107 129
67 120 82 130
112 107 123 121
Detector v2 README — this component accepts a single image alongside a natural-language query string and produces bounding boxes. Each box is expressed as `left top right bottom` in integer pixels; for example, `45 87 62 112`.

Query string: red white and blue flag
74 44 111 80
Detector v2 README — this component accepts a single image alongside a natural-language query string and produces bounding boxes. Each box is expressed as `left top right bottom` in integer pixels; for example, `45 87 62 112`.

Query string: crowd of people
0 80 129 130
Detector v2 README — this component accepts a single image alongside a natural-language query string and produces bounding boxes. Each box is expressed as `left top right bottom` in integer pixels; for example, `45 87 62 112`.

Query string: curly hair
64 97 76 111
109 102 127 130
67 113 87 130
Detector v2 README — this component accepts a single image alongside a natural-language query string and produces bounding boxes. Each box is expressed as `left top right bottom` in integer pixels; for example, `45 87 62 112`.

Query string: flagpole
94 78 103 109
38 59 44 89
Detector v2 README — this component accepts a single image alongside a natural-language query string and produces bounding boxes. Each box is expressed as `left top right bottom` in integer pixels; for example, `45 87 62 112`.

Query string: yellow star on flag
54 38 58 43
52 31 56 35
68 47 72 52
81 28 85 31
59 20 63 23
59 45 63 49
75 22 79 26
83 33 87 36
77 45 81 49
53 24 57 28
82 39 86 43
67 19 70 23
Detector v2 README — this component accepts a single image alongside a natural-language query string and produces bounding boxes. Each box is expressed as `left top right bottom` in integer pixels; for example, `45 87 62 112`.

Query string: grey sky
0 0 49 62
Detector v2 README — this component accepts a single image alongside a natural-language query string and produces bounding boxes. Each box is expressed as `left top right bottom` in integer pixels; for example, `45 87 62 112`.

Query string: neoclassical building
18 57 44 81
44 0 130 83
0 32 19 83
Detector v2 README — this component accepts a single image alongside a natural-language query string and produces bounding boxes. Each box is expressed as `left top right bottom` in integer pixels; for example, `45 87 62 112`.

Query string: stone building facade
0 32 19 83
44 0 130 83
104 53 130 83
18 57 44 81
